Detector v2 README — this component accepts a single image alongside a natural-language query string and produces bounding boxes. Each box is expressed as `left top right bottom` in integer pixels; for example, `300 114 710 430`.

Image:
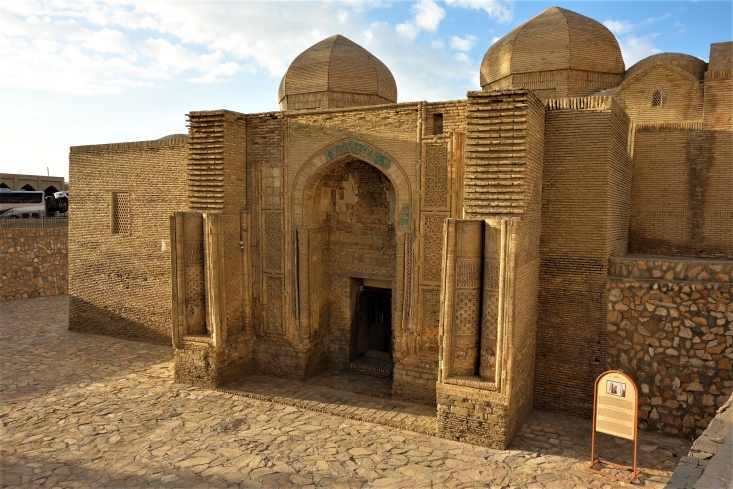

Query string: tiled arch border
291 138 413 230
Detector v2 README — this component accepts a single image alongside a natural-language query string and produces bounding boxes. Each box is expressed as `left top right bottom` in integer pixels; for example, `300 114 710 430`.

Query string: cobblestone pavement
220 374 436 436
1 296 691 488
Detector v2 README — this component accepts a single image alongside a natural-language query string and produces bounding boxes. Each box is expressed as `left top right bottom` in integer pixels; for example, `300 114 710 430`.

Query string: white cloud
450 35 477 51
603 20 634 36
0 0 485 100
618 34 662 67
445 0 513 23
603 13 672 35
397 0 445 40
414 0 445 31
187 61 240 84
362 20 478 102
602 13 672 67
396 22 420 40
83 28 128 54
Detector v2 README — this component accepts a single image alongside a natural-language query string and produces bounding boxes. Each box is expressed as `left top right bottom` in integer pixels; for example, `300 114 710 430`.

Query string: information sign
588 370 638 483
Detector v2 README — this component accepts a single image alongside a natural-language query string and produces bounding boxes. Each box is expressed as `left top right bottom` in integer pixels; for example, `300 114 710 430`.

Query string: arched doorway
20 184 35 191
303 157 397 373
44 185 59 196
0 183 10 189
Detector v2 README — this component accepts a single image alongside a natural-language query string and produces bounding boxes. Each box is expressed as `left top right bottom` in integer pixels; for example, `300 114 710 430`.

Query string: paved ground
666 396 733 489
0 296 692 488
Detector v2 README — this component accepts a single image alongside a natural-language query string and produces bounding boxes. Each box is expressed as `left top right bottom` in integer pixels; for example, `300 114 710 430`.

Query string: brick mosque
68 6 733 449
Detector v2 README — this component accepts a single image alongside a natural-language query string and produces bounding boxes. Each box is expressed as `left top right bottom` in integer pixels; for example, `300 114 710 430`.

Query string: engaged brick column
535 96 632 417
436 89 545 449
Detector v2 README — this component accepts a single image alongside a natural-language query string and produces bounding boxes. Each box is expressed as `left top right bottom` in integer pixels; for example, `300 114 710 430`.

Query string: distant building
0 173 67 194
68 6 732 448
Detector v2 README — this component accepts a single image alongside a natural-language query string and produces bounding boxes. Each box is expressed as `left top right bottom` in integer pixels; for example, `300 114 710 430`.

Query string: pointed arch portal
290 138 414 373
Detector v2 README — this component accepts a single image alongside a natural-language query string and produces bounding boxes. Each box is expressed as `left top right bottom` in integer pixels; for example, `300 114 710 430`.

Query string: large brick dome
480 6 625 98
278 35 397 111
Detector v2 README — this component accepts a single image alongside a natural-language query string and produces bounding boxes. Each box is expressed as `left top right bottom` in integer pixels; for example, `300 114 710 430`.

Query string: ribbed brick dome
480 7 625 97
278 35 397 111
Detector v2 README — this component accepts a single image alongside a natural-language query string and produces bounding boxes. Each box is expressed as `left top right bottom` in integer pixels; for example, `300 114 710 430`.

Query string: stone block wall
606 256 733 439
393 363 438 405
0 226 68 301
630 127 733 258
535 97 632 417
436 383 509 447
174 337 251 388
68 137 188 344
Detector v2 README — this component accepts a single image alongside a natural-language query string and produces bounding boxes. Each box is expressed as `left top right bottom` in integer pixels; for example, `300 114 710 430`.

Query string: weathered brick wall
186 110 247 213
425 100 467 135
535 97 632 417
630 128 733 258
606 257 733 439
704 42 732 131
68 138 188 344
0 226 67 301
703 75 733 130
615 64 704 124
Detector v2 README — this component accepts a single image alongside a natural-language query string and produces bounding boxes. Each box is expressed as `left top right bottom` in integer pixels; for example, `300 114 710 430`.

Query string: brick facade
68 137 188 344
629 128 733 259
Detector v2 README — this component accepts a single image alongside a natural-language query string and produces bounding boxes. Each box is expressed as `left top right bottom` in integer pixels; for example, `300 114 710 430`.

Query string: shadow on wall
69 296 171 345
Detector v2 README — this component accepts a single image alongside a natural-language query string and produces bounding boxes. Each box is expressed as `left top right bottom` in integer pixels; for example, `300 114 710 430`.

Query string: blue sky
1 0 730 180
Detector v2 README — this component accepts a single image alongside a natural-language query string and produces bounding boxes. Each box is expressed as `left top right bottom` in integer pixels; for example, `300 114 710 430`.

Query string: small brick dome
278 35 397 111
480 6 625 96
625 53 708 81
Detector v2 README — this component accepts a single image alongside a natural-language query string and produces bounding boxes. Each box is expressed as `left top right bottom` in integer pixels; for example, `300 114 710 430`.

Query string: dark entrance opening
350 286 393 378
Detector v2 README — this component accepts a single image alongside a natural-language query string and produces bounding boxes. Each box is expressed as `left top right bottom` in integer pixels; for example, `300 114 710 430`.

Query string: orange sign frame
588 370 638 483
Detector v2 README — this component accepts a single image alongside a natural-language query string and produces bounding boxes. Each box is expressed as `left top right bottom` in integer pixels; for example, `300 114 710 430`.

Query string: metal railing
0 217 68 229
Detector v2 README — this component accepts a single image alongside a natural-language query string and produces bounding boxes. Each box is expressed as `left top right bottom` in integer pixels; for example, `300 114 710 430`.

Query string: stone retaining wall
606 256 733 439
0 227 68 301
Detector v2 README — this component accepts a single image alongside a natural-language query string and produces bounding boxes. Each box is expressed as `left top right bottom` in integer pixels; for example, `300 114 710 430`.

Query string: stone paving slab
308 369 393 399
220 374 436 436
666 396 733 489
0 296 692 488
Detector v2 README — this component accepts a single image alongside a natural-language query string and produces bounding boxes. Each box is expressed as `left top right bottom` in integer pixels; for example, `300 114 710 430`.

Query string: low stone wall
0 226 68 301
606 256 733 439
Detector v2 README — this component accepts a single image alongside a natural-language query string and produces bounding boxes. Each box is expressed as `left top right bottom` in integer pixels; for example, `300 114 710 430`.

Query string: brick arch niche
291 139 414 373
291 139 412 229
